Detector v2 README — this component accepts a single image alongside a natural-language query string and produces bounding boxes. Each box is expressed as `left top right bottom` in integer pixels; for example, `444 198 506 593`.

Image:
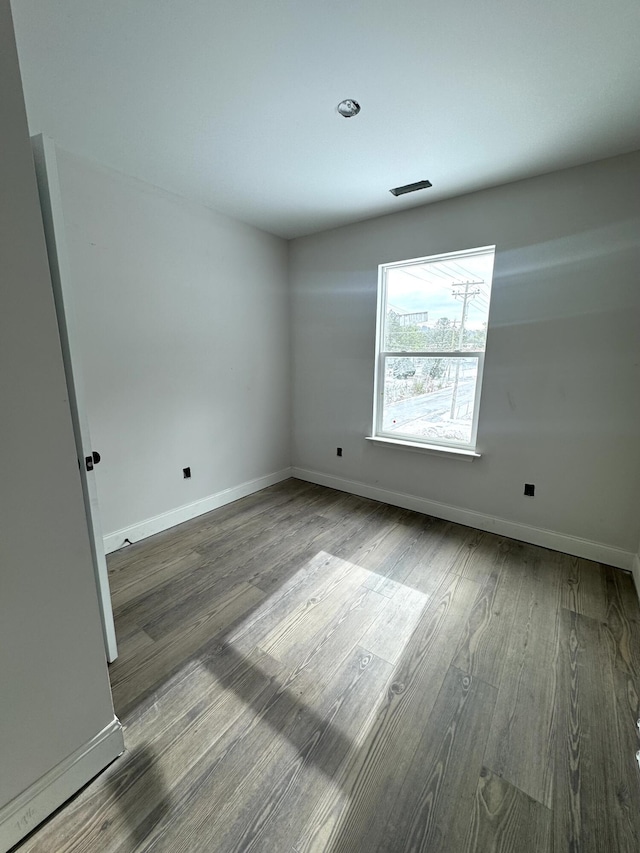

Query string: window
372 245 496 453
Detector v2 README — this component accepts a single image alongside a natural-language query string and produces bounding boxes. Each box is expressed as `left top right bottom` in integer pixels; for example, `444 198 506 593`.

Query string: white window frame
371 246 495 454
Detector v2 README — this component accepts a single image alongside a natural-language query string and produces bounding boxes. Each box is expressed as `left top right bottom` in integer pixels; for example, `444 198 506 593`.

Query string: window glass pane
383 251 494 353
382 357 479 446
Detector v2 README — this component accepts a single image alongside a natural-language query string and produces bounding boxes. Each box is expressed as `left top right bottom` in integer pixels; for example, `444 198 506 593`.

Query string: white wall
0 0 116 824
54 151 291 542
290 152 640 559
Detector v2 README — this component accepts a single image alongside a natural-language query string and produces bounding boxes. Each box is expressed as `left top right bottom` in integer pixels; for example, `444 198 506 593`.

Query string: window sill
365 435 481 462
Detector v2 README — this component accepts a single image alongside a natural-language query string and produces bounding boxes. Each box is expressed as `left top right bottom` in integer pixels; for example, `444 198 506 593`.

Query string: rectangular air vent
389 180 432 197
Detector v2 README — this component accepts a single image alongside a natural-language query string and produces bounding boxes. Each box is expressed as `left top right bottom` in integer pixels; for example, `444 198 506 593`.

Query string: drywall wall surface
290 152 640 552
55 150 290 537
0 0 115 807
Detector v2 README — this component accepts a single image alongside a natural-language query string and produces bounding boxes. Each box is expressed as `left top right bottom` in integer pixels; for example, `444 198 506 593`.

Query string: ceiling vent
389 180 433 197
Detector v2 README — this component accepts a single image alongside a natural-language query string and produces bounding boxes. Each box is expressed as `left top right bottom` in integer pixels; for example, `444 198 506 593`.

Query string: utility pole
450 280 482 420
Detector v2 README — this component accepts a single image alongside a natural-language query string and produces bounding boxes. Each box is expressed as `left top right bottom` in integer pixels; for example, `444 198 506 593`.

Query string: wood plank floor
15 479 640 852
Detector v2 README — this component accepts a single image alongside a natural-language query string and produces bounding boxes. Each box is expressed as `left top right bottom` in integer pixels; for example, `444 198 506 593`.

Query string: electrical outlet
524 483 535 497
336 447 343 457
183 467 191 479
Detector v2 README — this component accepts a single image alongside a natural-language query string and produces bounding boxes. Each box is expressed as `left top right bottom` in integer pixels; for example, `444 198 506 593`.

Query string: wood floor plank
117 653 308 853
603 564 640 677
115 626 155 662
252 510 422 667
451 541 524 687
111 608 146 645
450 529 510 584
252 499 388 596
126 647 364 853
18 647 285 853
247 505 354 587
105 479 313 573
110 550 203 611
258 559 372 663
294 573 480 853
342 505 418 575
359 582 429 664
139 512 340 642
227 549 373 656
367 667 497 853
113 500 335 630
261 584 388 692
483 546 562 808
364 517 456 600
226 508 408 662
558 554 608 622
610 665 640 842
361 514 438 597
191 647 394 853
107 538 201 591
402 520 475 593
463 768 551 853
192 485 347 561
110 581 266 715
554 609 640 852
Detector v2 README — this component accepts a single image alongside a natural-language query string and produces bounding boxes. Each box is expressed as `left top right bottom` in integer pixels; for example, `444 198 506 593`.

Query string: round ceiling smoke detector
337 99 361 118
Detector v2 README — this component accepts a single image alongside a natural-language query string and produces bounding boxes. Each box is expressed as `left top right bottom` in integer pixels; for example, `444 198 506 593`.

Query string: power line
402 265 465 285
449 260 487 281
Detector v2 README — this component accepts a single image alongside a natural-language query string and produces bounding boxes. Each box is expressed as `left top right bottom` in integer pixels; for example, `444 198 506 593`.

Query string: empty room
2 0 640 851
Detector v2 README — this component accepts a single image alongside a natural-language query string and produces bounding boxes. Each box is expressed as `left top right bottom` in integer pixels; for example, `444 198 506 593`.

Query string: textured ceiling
11 0 640 238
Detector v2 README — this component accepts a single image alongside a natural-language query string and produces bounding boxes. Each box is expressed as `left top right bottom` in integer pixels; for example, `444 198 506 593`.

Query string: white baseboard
103 468 293 553
292 467 635 571
0 717 124 852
